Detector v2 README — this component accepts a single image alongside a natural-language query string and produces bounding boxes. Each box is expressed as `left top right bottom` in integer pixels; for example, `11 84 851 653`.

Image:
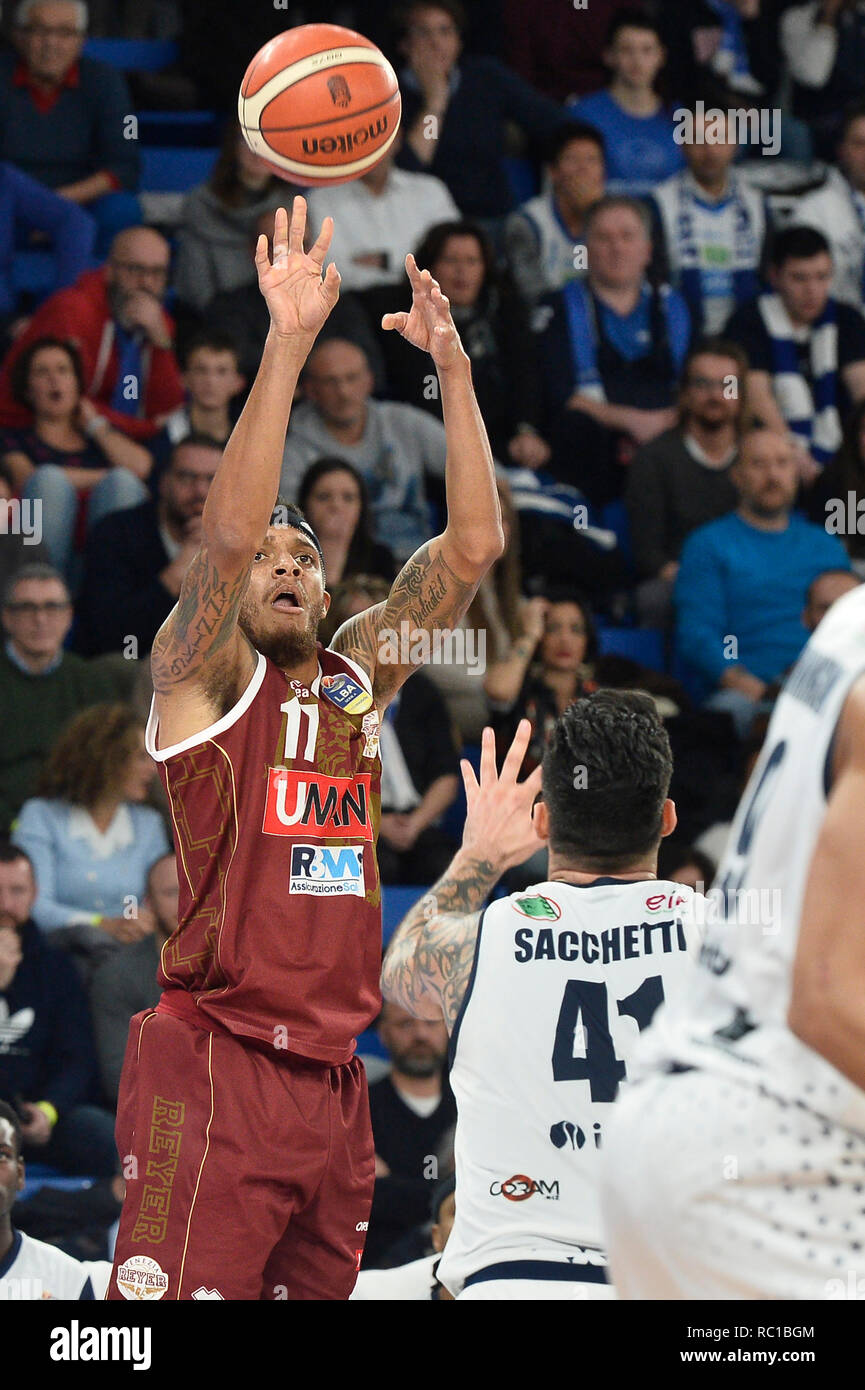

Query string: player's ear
532 798 550 843
659 798 677 840
321 589 331 617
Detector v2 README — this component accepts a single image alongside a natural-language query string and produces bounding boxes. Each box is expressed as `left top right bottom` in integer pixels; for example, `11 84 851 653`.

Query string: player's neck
548 862 658 885
0 1220 13 1264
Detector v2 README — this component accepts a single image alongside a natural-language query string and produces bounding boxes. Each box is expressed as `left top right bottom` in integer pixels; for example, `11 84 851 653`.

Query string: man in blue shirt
675 426 852 735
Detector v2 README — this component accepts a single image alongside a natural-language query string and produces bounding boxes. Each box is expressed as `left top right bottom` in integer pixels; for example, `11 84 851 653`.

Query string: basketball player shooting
107 196 503 1303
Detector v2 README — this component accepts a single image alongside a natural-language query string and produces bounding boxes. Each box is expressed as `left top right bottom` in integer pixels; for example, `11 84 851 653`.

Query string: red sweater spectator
0 231 184 439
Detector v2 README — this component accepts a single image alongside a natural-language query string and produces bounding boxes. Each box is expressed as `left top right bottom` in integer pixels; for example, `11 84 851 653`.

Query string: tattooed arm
150 198 340 732
382 721 545 1031
330 254 503 708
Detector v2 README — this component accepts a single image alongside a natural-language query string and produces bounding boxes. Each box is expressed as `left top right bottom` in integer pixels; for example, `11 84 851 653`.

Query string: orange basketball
238 23 402 187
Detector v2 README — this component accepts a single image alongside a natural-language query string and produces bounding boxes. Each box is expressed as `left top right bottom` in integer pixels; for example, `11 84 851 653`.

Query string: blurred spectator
73 434 221 657
537 195 691 507
148 331 242 478
204 209 384 387
502 0 639 103
661 1 785 108
656 840 717 890
380 220 547 467
173 120 285 316
807 398 865 573
0 337 151 578
0 843 116 1177
724 226 865 483
652 103 770 336
802 567 861 629
297 460 396 588
782 0 865 160
0 563 120 833
567 10 686 196
89 851 177 1107
0 161 95 335
0 1100 97 1297
365 1001 456 1267
306 147 458 294
0 226 184 439
796 100 865 309
11 704 168 959
324 575 460 884
674 428 851 734
351 1172 455 1299
625 338 745 627
0 0 141 258
504 123 607 306
281 338 443 562
0 459 49 595
393 0 567 223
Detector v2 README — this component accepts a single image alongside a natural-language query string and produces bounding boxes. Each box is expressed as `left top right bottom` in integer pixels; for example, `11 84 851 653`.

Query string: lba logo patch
290 844 365 896
116 1255 168 1301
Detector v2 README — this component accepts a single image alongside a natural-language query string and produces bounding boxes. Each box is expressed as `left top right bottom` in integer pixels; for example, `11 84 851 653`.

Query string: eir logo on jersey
263 769 373 841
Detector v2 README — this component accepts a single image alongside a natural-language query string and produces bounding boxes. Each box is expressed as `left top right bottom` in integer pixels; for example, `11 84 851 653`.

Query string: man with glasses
74 434 223 657
625 339 746 628
0 0 140 258
0 224 184 438
0 562 118 833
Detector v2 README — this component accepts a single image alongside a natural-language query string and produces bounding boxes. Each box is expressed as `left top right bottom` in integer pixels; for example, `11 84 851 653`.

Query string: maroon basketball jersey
145 644 383 1064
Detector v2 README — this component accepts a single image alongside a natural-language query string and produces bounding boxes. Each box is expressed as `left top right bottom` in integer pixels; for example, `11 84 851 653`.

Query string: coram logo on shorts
115 1255 168 1301
290 844 365 896
489 1175 560 1202
263 769 373 841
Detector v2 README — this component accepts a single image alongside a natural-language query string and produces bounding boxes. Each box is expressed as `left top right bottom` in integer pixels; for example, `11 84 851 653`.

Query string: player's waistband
464 1258 611 1288
154 993 357 1069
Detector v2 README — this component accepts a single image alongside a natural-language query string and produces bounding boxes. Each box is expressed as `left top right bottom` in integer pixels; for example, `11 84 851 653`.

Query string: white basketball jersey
0 1230 93 1299
635 584 865 1135
437 878 700 1295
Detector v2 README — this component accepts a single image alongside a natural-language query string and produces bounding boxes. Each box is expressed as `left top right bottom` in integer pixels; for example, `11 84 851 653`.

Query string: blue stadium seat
19 1164 96 1203
140 146 219 193
600 498 634 574
381 884 429 948
504 156 538 205
83 38 178 71
597 625 666 674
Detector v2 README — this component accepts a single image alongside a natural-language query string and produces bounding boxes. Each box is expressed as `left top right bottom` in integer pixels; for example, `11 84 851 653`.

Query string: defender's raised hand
256 197 340 339
382 253 467 371
459 722 545 873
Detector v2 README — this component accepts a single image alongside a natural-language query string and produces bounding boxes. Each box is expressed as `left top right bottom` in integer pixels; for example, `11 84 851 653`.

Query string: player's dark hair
544 121 606 167
0 1100 23 1160
542 691 673 870
606 8 662 47
769 225 831 269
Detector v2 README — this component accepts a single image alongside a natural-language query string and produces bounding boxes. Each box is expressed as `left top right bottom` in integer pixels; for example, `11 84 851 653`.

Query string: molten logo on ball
302 116 391 157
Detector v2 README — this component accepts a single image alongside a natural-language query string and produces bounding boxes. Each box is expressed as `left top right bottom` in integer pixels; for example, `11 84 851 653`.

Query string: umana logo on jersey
263 770 373 841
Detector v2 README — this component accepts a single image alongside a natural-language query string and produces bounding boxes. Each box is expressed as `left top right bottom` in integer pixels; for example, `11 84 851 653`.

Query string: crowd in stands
5 0 865 1288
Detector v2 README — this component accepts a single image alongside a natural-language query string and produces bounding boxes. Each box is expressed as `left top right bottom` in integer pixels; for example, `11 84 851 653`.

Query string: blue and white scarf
561 279 685 402
705 0 754 87
759 292 841 467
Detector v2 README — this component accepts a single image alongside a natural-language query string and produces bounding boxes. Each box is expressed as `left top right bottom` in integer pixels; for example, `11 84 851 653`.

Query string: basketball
237 23 402 187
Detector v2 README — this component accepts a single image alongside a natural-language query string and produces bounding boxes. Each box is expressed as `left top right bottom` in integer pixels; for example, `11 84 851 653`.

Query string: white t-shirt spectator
796 167 865 310
306 167 459 291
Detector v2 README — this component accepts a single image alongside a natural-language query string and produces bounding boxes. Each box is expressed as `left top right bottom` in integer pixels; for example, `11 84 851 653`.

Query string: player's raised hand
459 722 545 872
256 196 340 339
381 254 468 371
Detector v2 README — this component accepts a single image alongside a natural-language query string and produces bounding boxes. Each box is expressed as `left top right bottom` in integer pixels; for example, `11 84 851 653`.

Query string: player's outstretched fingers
288 195 307 254
460 756 481 812
405 253 424 289
271 205 290 265
308 214 334 266
381 311 409 333
478 723 498 788
501 718 534 785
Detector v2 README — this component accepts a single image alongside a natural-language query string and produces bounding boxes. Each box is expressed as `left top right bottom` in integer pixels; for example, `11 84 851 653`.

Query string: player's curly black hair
542 690 673 871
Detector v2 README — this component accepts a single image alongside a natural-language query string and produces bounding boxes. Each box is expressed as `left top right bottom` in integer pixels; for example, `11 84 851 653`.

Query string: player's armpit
381 908 482 1032
150 542 254 693
329 537 478 708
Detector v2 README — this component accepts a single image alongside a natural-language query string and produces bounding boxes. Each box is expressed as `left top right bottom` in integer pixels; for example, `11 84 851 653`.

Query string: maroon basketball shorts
107 1008 375 1301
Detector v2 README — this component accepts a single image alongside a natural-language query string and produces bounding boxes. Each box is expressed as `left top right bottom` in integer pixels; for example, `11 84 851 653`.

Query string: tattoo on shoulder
151 548 251 692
